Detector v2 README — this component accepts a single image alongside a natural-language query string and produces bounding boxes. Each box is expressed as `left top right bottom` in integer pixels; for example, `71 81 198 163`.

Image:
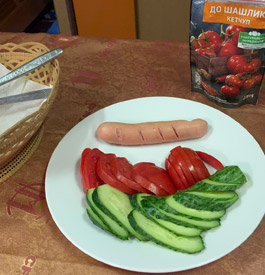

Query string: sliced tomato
80 148 104 193
110 157 149 193
135 162 177 195
132 163 168 196
96 153 136 194
80 148 91 177
196 151 224 170
170 147 195 187
178 146 201 182
182 148 210 180
167 154 189 189
165 158 186 190
80 148 91 193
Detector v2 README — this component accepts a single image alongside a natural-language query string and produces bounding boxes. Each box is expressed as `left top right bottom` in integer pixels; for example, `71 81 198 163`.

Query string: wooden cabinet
72 0 136 39
54 0 191 42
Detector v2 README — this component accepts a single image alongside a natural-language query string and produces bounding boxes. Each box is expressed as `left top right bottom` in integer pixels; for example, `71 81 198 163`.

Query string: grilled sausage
96 119 208 145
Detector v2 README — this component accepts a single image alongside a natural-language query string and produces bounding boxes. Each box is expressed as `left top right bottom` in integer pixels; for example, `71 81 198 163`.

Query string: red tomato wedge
132 163 168 196
96 153 136 195
167 154 190 189
182 148 210 180
165 159 186 190
80 148 92 192
179 147 201 182
196 151 224 170
80 148 91 176
110 157 149 193
80 148 104 193
134 162 177 195
170 146 196 187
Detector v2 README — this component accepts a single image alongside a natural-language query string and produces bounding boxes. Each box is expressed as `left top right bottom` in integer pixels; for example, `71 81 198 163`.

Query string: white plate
45 97 265 273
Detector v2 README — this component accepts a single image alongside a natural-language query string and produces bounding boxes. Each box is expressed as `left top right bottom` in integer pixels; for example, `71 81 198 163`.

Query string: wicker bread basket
0 42 60 181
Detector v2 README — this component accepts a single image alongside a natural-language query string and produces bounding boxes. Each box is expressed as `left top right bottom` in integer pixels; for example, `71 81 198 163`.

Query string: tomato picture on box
189 0 265 108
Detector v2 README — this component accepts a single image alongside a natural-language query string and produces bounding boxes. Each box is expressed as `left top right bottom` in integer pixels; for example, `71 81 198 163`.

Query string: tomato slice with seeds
165 158 185 190
132 163 168 196
110 157 149 193
167 154 189 189
80 148 104 193
96 153 136 195
170 147 195 187
182 148 210 180
136 162 177 195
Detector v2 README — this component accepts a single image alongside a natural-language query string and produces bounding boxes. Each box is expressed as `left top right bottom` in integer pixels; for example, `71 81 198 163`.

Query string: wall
136 0 191 42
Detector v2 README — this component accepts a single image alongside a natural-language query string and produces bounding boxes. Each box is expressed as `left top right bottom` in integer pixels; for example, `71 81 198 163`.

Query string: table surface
0 32 264 275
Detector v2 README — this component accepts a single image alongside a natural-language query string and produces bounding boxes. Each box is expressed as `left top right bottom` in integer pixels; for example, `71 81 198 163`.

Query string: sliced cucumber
165 196 226 220
185 190 237 199
188 166 247 191
141 204 202 237
86 188 130 240
84 165 247 254
86 206 111 233
150 218 202 237
130 193 152 210
133 194 202 237
128 209 205 254
188 179 242 191
141 199 220 231
93 184 147 241
209 166 248 184
175 191 239 211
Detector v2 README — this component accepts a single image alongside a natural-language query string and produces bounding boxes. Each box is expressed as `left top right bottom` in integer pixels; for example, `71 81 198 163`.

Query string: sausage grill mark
171 126 179 138
158 127 164 140
116 128 122 140
138 129 145 141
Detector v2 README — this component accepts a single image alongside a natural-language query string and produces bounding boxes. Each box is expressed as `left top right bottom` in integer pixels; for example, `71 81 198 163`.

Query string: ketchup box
190 0 265 108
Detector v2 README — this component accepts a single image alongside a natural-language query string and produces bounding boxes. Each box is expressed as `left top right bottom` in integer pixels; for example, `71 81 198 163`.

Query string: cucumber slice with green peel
140 202 202 237
188 179 243 191
175 191 239 211
209 166 247 184
184 190 237 199
139 195 218 221
130 193 152 210
141 199 220 230
165 196 226 220
93 184 147 241
132 194 202 237
188 166 247 191
86 188 130 240
132 193 202 237
138 193 226 220
86 206 111 233
128 209 205 254
148 218 202 237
